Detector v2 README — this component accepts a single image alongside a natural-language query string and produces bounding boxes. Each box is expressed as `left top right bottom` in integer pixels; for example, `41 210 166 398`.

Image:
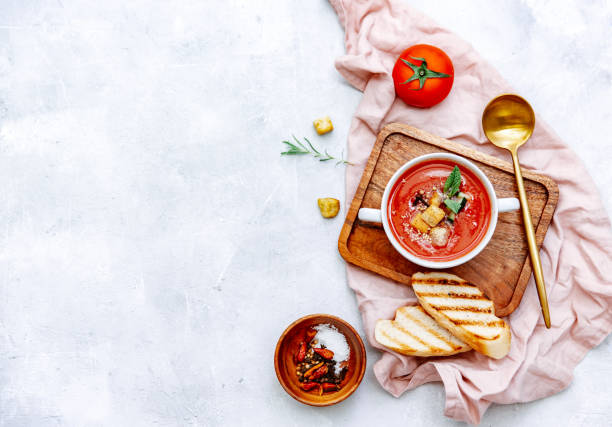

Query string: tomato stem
400 56 450 90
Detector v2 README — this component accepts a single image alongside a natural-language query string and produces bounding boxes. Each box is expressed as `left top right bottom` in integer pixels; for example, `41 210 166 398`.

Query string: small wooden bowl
274 314 366 406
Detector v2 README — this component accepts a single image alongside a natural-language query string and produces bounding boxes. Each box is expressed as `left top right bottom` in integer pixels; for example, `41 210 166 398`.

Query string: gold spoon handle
511 150 551 328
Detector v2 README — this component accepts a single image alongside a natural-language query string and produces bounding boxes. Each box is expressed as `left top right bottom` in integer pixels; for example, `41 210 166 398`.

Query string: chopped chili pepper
309 364 328 381
313 348 334 360
295 341 307 362
321 382 339 392
303 362 324 379
300 382 320 391
304 327 317 342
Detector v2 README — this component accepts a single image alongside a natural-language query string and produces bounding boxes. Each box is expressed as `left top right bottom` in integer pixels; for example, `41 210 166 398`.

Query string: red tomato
392 44 454 108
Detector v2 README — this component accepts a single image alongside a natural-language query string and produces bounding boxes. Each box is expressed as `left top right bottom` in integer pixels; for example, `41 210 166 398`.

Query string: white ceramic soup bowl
358 153 520 269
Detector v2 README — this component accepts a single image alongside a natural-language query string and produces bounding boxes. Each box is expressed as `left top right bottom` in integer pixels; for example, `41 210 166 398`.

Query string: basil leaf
444 198 462 214
443 166 461 197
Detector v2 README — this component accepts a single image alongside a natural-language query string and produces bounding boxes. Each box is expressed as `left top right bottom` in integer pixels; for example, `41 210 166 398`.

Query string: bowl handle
498 197 520 212
358 208 382 223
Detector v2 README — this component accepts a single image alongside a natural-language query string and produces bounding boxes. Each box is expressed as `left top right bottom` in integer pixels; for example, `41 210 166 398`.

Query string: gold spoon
482 94 551 329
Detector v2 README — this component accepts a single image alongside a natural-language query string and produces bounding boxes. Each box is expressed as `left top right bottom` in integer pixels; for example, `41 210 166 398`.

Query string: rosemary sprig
281 135 351 165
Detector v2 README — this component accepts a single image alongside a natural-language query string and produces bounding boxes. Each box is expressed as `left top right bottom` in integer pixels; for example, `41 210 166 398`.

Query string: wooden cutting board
338 123 558 317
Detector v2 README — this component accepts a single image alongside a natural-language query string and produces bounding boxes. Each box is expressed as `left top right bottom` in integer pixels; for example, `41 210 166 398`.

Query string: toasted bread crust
412 272 511 359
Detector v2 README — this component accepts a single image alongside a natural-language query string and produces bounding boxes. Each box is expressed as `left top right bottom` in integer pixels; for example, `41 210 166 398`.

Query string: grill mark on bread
449 318 506 327
416 292 487 300
429 305 493 313
471 333 501 340
377 330 417 353
414 279 478 288
378 330 448 355
392 321 437 351
402 310 462 351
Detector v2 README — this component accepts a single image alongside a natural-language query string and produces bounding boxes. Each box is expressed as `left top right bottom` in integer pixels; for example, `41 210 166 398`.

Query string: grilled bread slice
412 272 511 359
375 305 471 356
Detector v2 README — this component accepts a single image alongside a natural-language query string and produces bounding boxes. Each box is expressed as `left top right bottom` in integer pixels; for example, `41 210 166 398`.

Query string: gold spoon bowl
482 94 535 149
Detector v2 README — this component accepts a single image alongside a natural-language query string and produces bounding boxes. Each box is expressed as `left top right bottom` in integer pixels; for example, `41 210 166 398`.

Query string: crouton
421 205 445 227
430 227 449 247
429 192 442 207
410 214 431 233
313 116 334 135
317 198 340 218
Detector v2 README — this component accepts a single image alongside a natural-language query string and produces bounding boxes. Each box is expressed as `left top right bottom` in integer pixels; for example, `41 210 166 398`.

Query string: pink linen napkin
329 0 612 424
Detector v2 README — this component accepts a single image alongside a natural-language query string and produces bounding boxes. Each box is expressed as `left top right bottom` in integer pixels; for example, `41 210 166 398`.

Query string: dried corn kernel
313 116 334 135
317 198 340 218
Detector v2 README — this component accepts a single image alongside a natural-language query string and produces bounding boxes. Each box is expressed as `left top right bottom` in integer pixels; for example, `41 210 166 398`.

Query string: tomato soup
387 159 491 261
